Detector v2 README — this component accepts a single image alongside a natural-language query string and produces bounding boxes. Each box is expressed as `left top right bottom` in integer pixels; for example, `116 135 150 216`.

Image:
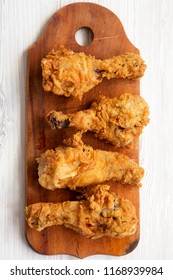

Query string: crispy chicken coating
26 185 138 238
37 132 144 190
47 93 149 147
41 46 146 100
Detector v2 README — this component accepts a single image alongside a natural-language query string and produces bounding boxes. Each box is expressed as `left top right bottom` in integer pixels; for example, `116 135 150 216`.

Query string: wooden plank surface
25 2 141 258
1 0 173 261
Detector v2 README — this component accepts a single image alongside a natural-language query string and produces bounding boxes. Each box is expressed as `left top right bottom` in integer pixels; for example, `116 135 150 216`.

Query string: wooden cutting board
26 2 141 258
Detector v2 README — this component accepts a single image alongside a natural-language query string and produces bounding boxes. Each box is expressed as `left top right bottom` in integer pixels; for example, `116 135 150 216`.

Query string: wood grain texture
26 2 140 258
1 0 173 260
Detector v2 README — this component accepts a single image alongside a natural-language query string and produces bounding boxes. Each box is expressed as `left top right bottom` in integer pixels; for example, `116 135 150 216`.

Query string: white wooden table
0 0 173 260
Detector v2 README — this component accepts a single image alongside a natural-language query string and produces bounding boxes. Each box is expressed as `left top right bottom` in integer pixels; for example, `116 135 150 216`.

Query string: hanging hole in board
75 27 94 46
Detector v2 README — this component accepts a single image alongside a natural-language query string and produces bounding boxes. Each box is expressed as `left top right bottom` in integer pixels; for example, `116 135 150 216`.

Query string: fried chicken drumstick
41 46 146 100
26 185 138 238
47 93 149 147
37 132 144 190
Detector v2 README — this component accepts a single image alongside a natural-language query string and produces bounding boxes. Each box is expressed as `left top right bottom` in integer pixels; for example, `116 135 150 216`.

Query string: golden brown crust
47 93 150 147
41 46 146 100
37 132 144 190
41 46 100 100
26 185 138 239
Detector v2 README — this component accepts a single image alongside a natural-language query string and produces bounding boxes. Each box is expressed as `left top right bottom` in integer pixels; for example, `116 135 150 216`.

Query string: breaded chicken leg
47 93 149 147
26 185 138 239
41 46 146 100
37 132 144 190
